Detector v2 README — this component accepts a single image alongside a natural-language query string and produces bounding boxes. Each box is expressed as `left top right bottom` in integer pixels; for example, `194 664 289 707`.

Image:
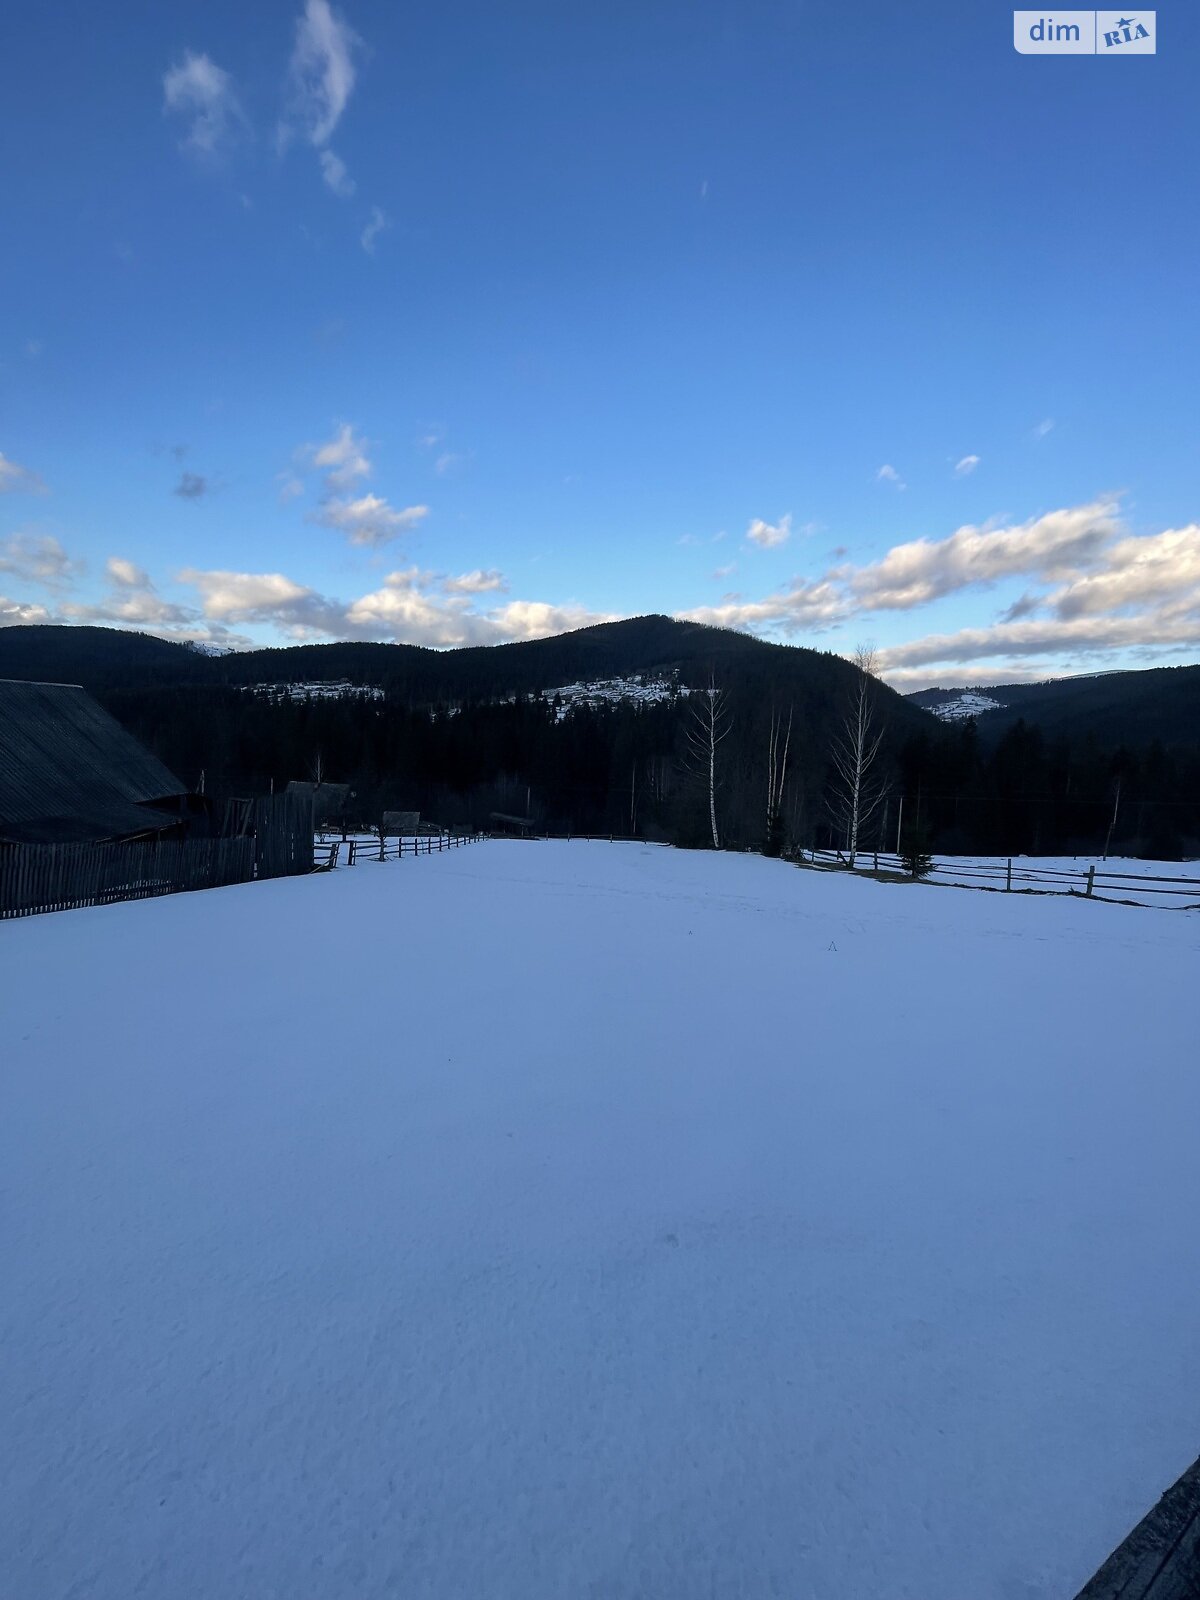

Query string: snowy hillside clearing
2 842 1197 1599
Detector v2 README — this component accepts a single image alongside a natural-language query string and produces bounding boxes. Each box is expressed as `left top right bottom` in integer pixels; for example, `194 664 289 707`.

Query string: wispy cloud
1033 418 1056 439
876 463 906 490
0 451 47 495
280 0 361 149
318 148 355 198
309 422 371 490
954 454 980 477
0 532 76 588
173 471 208 500
163 52 247 157
60 557 199 632
361 205 387 255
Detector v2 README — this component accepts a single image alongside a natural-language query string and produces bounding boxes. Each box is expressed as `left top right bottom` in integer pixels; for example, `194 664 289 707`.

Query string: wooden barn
0 678 195 845
1 679 315 918
287 779 353 831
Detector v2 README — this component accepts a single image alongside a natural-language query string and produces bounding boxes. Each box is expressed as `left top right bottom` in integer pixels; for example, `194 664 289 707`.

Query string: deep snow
2 841 1198 1599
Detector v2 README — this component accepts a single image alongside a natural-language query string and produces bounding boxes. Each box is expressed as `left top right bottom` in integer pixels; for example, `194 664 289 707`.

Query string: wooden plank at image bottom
1075 1455 1200 1599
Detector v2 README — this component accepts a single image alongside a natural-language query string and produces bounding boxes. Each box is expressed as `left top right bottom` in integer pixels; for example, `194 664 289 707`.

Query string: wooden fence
314 830 480 870
222 791 315 879
1 791 316 920
806 848 1200 907
0 835 256 920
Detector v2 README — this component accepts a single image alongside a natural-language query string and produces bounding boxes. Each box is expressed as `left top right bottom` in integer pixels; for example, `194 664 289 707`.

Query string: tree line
99 651 1200 861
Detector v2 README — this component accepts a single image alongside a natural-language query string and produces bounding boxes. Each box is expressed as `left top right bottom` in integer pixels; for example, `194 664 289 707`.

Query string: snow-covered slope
909 688 1007 721
241 679 385 702
2 844 1196 1598
926 689 1006 721
544 673 684 719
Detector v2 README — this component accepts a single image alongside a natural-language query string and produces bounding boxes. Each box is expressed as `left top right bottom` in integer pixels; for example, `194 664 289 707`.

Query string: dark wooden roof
1075 1453 1200 1599
0 679 187 844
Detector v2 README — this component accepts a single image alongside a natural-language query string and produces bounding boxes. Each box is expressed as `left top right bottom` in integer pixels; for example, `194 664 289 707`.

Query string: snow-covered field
3 842 1198 1599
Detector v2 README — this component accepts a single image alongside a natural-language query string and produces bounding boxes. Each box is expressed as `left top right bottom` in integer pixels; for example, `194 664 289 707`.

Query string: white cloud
361 205 387 255
0 595 53 627
487 600 613 641
680 574 846 637
678 495 1200 682
954 455 980 477
1033 418 1056 439
442 569 507 595
0 532 75 587
277 473 306 503
178 567 341 638
712 562 737 580
318 148 355 198
315 493 429 547
181 568 313 617
281 0 360 148
876 464 906 490
340 573 610 647
845 498 1122 612
877 611 1200 675
745 514 792 550
293 422 427 547
62 557 198 630
1049 525 1200 620
310 422 371 489
163 51 247 157
106 557 151 589
0 451 47 494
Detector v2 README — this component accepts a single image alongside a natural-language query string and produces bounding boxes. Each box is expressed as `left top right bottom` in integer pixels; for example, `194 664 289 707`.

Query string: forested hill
907 663 1200 748
3 620 1198 856
0 615 922 720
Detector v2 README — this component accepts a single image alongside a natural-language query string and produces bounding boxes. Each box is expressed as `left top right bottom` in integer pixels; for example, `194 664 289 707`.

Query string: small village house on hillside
0 679 197 845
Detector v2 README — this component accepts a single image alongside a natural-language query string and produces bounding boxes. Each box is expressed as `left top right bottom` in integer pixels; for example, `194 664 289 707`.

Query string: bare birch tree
683 676 731 849
766 704 793 850
829 646 888 867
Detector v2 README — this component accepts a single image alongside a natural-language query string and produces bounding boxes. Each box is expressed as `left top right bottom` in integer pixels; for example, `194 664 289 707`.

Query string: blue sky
2 0 1197 686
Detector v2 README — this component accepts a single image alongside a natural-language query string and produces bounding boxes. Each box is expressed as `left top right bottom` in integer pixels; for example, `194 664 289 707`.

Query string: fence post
1086 865 1095 897
1006 858 1012 892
